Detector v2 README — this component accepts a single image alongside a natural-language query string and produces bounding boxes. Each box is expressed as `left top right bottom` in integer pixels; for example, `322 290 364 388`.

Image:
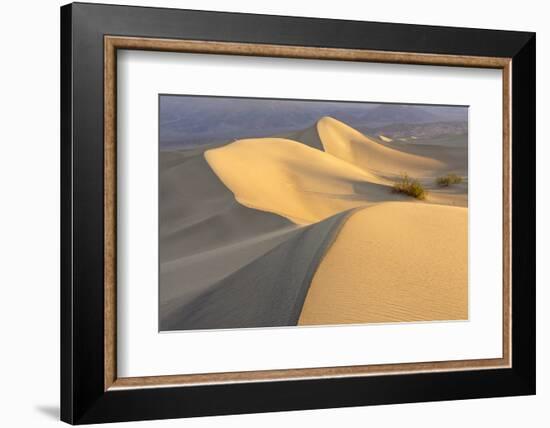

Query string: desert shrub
392 174 426 200
436 173 463 187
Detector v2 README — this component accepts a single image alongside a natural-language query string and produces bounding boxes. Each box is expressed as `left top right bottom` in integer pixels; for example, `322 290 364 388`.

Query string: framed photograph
60 2 536 424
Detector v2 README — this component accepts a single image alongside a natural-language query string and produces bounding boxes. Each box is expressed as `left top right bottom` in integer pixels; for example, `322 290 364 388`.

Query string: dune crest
299 202 468 325
316 116 445 177
205 137 401 225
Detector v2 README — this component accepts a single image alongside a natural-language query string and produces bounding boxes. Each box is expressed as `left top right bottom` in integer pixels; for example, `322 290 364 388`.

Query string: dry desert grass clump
436 173 463 187
392 173 426 200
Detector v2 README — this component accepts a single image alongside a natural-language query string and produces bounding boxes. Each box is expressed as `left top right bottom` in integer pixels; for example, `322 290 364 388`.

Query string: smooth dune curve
204 137 402 225
160 211 348 331
159 147 302 330
317 116 445 177
298 202 468 325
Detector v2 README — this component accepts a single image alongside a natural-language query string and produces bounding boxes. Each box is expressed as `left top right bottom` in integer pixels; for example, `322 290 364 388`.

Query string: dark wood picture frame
61 2 536 424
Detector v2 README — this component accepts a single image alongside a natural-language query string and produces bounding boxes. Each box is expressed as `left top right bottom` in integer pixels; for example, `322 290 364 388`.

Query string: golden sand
317 116 444 177
205 137 397 225
298 202 468 325
204 117 468 324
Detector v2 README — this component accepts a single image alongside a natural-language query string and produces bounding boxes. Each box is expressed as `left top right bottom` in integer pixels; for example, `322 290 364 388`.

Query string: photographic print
159 95 468 331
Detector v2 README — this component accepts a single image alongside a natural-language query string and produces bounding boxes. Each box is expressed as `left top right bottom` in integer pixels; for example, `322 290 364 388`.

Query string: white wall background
0 0 546 426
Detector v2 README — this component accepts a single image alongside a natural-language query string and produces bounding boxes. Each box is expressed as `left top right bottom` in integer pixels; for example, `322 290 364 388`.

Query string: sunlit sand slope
317 116 445 177
299 202 468 325
205 138 404 225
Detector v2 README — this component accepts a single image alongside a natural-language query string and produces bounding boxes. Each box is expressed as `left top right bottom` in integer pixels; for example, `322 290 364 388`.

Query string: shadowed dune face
160 148 294 259
159 148 298 322
277 125 325 151
299 202 468 325
160 109 468 331
161 211 348 331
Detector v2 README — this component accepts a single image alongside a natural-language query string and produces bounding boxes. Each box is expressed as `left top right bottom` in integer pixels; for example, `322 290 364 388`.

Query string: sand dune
161 211 347 331
159 148 301 328
161 115 468 331
160 224 299 318
288 117 467 206
299 202 468 325
316 116 445 177
160 148 293 259
205 137 405 225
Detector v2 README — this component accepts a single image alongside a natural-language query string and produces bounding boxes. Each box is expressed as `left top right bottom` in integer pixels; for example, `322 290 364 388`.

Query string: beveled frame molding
104 35 512 392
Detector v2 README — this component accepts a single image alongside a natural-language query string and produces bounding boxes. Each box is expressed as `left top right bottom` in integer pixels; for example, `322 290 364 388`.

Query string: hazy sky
160 95 468 148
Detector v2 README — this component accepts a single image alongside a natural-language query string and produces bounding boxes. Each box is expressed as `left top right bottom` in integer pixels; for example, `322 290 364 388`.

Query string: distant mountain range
160 95 468 148
365 121 468 140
